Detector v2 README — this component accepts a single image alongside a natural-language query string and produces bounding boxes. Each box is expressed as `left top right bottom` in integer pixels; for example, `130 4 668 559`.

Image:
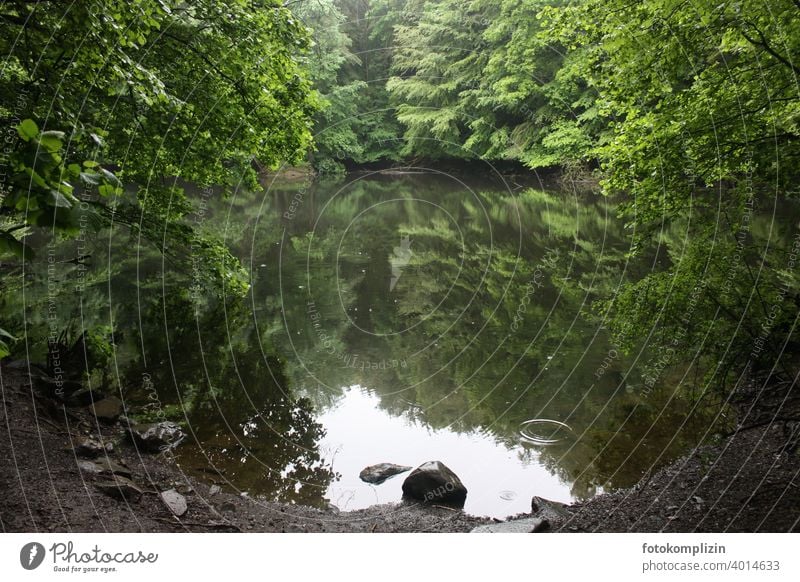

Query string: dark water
6 169 734 518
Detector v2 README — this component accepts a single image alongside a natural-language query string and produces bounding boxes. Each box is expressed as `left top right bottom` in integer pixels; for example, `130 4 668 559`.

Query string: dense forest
3 0 798 391
1 0 799 531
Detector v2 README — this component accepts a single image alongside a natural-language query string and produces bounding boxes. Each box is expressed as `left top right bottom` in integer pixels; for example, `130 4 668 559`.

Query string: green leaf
40 130 66 140
98 184 121 197
100 167 122 186
49 189 74 208
80 171 101 186
0 232 32 259
39 134 63 153
18 119 39 141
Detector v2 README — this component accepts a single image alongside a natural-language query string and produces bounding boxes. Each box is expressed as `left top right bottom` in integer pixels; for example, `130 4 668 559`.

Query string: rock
401 461 467 506
470 517 548 533
66 388 107 407
209 485 221 496
128 421 186 453
94 476 142 501
175 483 194 495
77 460 104 475
530 496 571 525
160 489 188 517
77 458 130 478
94 458 132 478
89 396 123 423
359 463 413 485
74 436 105 458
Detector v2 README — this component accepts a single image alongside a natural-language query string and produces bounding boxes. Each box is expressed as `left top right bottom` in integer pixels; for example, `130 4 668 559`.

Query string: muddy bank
1 361 798 532
548 378 800 532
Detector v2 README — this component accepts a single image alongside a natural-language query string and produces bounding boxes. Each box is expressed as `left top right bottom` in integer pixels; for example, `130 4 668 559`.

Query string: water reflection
3 170 734 517
318 385 572 516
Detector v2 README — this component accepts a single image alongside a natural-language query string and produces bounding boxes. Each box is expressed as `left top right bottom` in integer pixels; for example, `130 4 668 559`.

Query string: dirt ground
1 361 798 533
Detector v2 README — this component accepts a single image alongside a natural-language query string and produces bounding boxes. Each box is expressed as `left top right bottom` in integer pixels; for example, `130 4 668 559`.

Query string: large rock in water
359 463 413 485
401 461 467 506
128 421 186 453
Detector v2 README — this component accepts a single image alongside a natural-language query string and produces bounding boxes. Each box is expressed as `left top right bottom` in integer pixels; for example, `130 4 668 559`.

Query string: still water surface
11 169 727 518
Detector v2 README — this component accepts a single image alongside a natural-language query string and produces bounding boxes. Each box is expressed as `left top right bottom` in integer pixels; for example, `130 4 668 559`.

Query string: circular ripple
519 419 574 446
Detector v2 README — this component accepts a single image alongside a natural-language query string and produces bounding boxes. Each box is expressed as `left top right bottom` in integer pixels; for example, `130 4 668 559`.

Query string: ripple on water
519 419 573 446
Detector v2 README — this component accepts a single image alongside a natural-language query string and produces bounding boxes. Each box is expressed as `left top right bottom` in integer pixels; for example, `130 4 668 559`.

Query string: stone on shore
78 458 131 478
160 489 188 517
128 421 186 453
470 517 548 533
401 461 467 506
74 436 105 458
530 496 571 526
94 476 142 501
67 388 107 407
89 396 123 423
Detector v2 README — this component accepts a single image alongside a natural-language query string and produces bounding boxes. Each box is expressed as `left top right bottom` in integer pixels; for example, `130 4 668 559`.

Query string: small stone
359 463 413 485
175 484 194 495
89 396 123 423
77 460 104 475
94 458 132 478
160 489 188 517
128 421 186 453
74 436 105 458
209 485 221 496
77 458 130 478
95 476 142 501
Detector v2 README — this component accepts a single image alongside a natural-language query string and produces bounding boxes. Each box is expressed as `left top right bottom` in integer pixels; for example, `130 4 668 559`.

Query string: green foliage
536 0 800 382
540 0 800 222
387 0 495 158
1 120 122 257
295 0 364 172
0 327 15 358
1 0 318 281
295 0 404 169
